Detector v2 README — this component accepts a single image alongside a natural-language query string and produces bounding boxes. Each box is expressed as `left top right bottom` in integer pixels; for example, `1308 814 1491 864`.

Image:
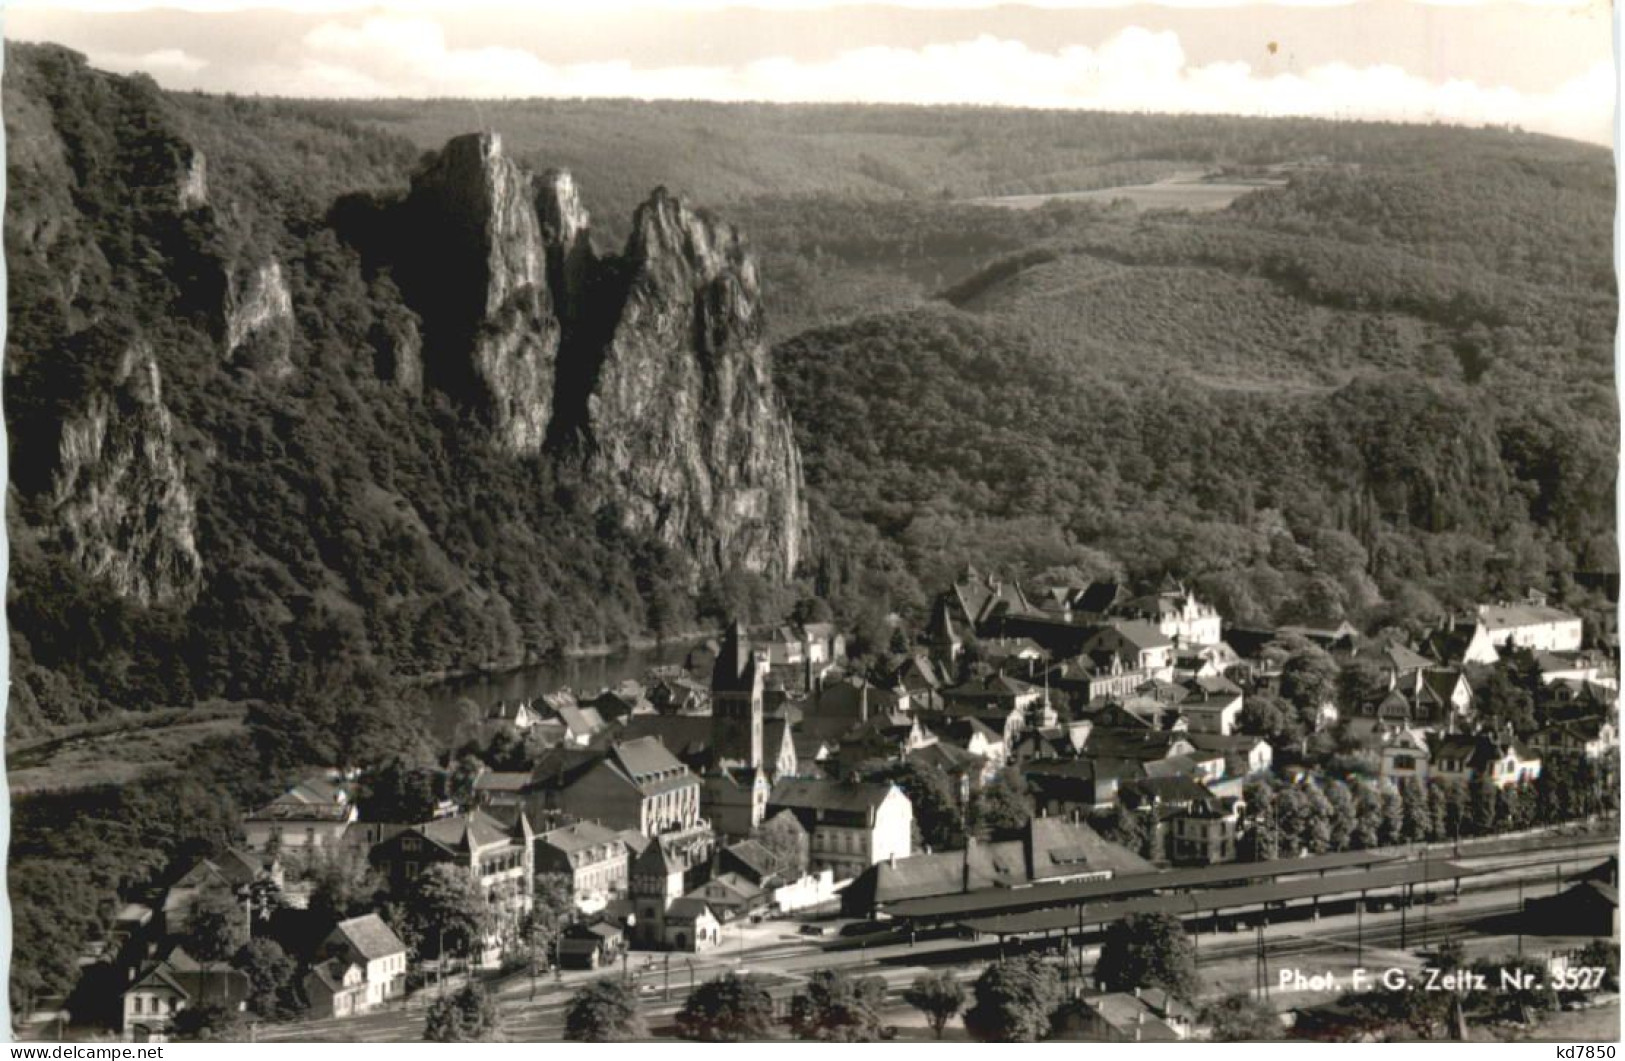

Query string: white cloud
139 16 1603 145
77 46 209 75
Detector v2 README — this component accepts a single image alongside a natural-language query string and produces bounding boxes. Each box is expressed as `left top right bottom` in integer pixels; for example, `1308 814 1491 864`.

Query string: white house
1478 601 1583 654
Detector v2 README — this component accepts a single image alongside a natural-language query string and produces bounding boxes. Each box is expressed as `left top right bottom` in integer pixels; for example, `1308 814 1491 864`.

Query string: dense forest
3 44 1617 1014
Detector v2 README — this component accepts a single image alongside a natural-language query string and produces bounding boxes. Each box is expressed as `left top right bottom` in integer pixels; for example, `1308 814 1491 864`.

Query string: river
424 639 707 737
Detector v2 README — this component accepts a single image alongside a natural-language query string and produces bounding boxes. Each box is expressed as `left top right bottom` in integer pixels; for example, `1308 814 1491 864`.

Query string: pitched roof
1478 602 1580 631
539 820 624 854
769 777 897 814
419 809 516 852
331 913 407 961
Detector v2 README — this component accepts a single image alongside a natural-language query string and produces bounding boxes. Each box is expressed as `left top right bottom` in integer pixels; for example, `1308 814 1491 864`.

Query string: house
161 849 281 937
628 828 718 947
682 872 768 923
485 698 541 731
1478 600 1584 654
535 821 630 911
1048 652 1146 706
370 809 535 926
702 767 772 839
304 958 370 1020
543 737 705 836
1430 734 1542 788
1529 717 1619 761
1535 651 1616 688
1169 794 1240 866
767 778 913 881
1421 618 1501 667
1376 726 1432 783
312 914 408 1012
942 568 1035 635
925 595 966 671
1175 676 1244 735
932 715 1008 769
558 920 627 970
1080 622 1175 681
242 776 357 853
1183 732 1272 778
890 653 952 713
1026 759 1138 816
1052 990 1192 1042
121 946 249 1042
661 898 724 952
1113 585 1222 648
841 816 1154 916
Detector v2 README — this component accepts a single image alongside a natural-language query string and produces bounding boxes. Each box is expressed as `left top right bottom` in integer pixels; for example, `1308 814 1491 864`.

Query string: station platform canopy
885 848 1408 922
956 858 1479 938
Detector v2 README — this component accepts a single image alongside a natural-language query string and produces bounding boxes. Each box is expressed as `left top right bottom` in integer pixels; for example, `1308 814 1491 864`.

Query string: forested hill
4 42 1617 741
4 43 812 737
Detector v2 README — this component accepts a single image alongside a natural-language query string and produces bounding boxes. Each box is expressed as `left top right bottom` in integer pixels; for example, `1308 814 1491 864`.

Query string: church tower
711 620 763 769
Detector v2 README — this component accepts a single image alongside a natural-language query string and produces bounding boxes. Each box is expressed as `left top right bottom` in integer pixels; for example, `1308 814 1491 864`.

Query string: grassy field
968 172 1288 213
6 703 246 794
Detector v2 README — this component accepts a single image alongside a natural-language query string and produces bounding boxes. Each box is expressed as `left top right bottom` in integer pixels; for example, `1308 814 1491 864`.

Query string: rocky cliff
578 188 806 578
5 44 811 727
50 341 203 606
389 133 808 581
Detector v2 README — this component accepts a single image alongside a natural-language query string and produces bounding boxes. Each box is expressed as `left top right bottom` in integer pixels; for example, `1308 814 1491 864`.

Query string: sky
3 1 1617 145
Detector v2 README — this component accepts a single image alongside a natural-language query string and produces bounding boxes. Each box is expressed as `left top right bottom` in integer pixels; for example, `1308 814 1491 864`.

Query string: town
74 571 1620 1042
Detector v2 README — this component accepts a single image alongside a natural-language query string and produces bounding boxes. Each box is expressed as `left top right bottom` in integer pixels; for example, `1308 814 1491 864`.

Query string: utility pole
1356 894 1364 967
1517 876 1525 957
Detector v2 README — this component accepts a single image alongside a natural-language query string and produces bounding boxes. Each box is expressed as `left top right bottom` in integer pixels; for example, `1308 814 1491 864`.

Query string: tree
789 967 889 1041
1241 779 1278 861
752 810 810 879
168 1001 244 1042
524 872 575 988
1089 804 1146 856
1094 912 1199 1002
969 767 1034 839
1325 779 1357 851
405 863 492 963
1468 779 1499 836
305 845 384 927
1378 787 1405 846
1399 776 1431 842
1337 659 1389 716
1201 992 1281 1041
903 970 965 1040
424 983 504 1042
1274 786 1309 856
1280 650 1337 716
962 956 1062 1042
564 978 646 1042
1237 691 1301 746
182 883 249 1004
1300 784 1334 854
676 972 777 1041
234 937 300 1019
361 758 443 823
886 761 966 852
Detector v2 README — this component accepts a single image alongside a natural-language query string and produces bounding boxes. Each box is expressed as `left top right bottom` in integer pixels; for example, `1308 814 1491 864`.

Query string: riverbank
404 627 716 690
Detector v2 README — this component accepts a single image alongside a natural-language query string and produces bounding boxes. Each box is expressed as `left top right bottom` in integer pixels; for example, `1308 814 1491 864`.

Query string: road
259 834 1616 1041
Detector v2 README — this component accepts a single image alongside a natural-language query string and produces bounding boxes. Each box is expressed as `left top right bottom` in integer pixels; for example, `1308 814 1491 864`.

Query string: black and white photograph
0 0 1618 1045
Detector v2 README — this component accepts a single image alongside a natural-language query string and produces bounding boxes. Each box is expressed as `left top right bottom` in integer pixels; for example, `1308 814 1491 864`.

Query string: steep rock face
388 137 809 581
176 147 207 211
402 132 560 455
51 341 202 606
577 188 807 579
224 259 295 377
536 169 594 324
